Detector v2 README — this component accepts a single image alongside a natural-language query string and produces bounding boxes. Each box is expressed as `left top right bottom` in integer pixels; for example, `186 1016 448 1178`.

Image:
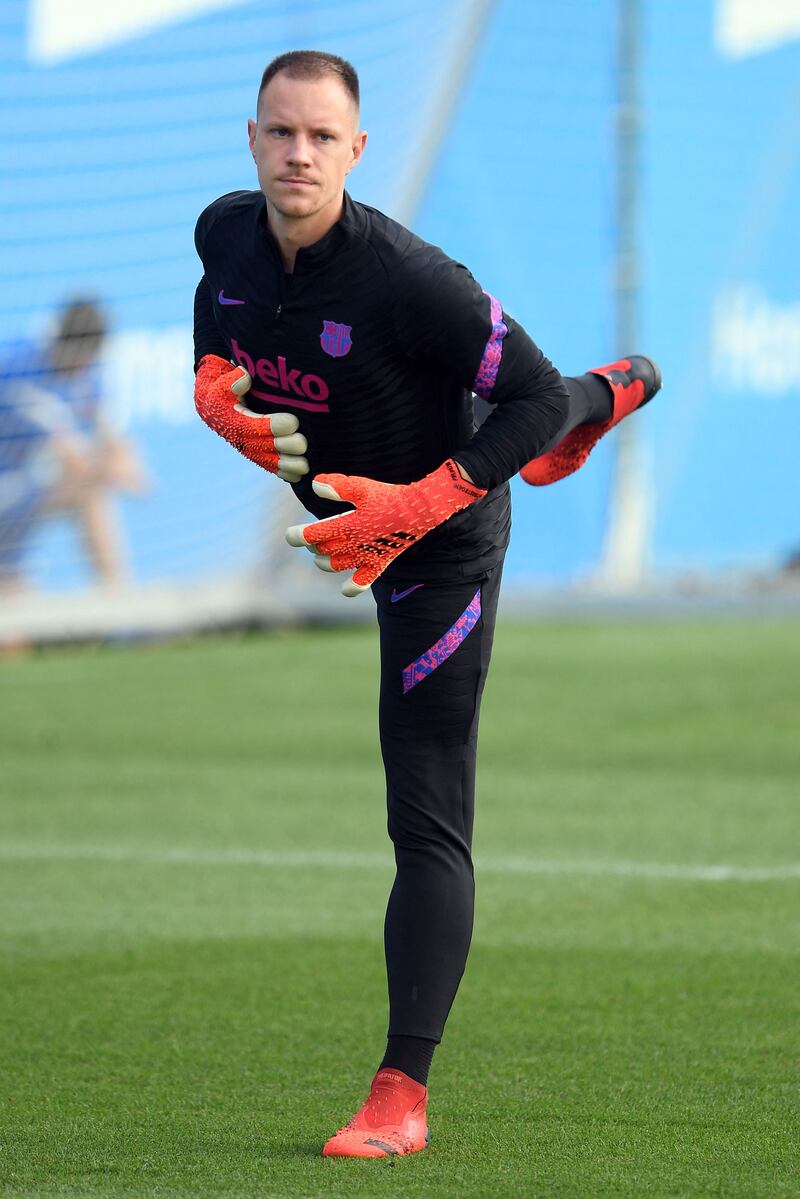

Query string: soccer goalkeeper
193 50 661 1159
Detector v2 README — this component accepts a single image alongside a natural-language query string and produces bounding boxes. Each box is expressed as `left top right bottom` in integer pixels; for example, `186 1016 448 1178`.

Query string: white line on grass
1 843 799 882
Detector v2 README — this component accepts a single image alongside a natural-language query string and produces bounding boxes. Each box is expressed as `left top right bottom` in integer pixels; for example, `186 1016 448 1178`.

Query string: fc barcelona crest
320 320 353 358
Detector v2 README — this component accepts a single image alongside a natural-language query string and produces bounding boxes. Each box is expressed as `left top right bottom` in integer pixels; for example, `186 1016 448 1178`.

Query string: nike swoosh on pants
390 584 424 602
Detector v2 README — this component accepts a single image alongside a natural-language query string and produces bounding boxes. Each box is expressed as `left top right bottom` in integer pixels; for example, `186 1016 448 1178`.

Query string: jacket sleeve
193 277 231 371
391 247 570 490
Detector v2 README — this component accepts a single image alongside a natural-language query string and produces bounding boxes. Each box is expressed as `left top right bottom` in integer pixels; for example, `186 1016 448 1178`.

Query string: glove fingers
198 364 311 482
312 472 374 506
230 369 252 396
231 406 303 450
277 463 308 483
288 510 353 551
326 548 363 571
273 432 307 455
266 412 299 436
226 406 308 478
312 479 345 503
342 575 373 597
277 454 309 478
232 402 272 420
285 523 312 548
351 562 384 589
301 509 353 548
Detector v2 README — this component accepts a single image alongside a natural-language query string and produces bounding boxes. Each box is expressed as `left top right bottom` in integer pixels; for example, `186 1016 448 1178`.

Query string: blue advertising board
1 0 797 589
642 0 800 573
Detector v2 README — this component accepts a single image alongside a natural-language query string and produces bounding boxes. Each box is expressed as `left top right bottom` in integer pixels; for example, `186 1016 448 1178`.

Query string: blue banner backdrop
1 0 798 588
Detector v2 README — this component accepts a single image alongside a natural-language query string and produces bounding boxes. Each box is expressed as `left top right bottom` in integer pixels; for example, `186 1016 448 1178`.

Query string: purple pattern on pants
402 589 482 694
472 293 508 399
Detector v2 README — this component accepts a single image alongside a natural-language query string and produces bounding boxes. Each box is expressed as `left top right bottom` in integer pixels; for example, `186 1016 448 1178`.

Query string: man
193 50 660 1159
0 299 147 591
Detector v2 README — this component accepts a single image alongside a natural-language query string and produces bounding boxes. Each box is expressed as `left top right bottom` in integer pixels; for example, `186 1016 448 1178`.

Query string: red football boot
322 1068 429 1158
519 355 662 486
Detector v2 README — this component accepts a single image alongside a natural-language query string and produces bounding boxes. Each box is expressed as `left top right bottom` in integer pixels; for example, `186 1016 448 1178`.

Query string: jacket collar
262 190 362 272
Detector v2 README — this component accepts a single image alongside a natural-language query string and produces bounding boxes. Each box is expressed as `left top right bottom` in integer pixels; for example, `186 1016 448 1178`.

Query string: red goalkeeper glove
194 354 309 482
285 459 486 596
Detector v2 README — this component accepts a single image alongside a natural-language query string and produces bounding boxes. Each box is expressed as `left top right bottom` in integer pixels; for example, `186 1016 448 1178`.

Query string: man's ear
247 118 257 161
347 130 368 174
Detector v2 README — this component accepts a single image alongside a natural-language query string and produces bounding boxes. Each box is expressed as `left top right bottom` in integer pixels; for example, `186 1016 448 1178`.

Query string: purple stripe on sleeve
472 293 508 399
402 589 482 694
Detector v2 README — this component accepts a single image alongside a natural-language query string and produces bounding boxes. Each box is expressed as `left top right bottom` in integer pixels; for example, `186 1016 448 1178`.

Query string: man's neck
267 194 345 273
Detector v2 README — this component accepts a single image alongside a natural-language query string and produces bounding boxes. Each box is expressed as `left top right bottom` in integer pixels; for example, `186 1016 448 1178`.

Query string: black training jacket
194 189 570 579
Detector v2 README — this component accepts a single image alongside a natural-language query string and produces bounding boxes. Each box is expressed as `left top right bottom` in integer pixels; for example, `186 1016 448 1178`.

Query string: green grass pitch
1 617 798 1198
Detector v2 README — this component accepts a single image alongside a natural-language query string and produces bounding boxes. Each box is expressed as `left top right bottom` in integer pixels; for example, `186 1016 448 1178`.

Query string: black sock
534 373 615 459
379 1035 437 1087
572 372 613 424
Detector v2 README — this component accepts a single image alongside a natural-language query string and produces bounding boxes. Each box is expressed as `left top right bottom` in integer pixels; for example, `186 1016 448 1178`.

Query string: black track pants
372 562 503 1042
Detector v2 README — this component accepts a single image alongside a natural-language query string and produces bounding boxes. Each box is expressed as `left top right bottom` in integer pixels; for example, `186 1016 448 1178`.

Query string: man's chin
267 190 323 218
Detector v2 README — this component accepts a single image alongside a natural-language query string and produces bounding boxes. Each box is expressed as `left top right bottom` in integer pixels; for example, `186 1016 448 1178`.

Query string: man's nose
287 135 312 164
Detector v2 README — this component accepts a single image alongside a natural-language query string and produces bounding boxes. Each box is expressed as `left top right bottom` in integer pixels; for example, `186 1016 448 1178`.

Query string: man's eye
270 128 288 137
318 133 332 142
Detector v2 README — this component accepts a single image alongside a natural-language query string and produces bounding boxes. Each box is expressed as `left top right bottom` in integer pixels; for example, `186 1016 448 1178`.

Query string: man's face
248 72 366 226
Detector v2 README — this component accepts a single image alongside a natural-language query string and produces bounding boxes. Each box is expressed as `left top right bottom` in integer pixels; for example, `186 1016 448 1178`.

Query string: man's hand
285 458 486 596
194 354 309 482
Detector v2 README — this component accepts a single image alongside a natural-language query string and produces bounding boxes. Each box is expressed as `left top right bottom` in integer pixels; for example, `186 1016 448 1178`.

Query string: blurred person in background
0 298 148 593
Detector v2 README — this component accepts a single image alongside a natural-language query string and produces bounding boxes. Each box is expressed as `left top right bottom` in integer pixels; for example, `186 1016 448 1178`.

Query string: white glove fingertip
274 433 307 455
341 577 371 598
277 455 309 478
231 370 252 396
268 412 300 436
285 523 312 548
313 555 335 573
312 480 344 502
